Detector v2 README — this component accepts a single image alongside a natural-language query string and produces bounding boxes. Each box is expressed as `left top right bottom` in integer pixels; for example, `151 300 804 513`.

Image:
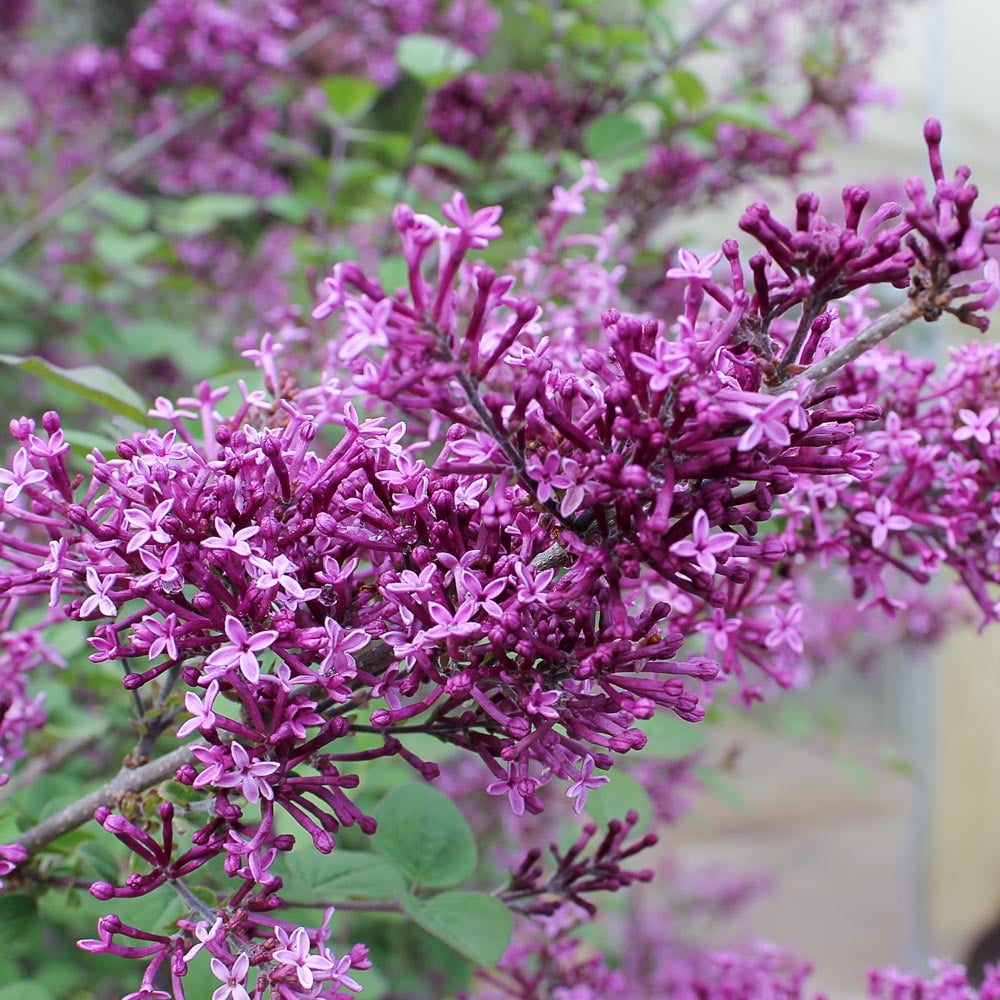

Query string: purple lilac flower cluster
1 122 999 994
428 70 616 165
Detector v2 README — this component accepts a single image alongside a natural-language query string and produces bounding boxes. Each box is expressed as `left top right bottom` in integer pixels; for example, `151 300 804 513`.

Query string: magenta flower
202 517 260 557
665 246 723 283
338 296 393 361
954 406 999 445
272 926 335 990
487 763 535 816
524 682 560 719
631 338 695 392
670 511 738 575
566 755 610 814
203 615 279 684
440 191 503 247
764 604 804 654
856 496 913 548
0 448 46 503
141 613 180 661
79 567 120 619
123 498 174 552
249 553 308 601
196 742 280 805
176 680 220 738
210 953 251 1000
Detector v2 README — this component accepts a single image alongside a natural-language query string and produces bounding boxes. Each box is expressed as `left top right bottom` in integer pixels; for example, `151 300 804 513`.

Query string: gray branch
15 742 200 858
768 297 921 393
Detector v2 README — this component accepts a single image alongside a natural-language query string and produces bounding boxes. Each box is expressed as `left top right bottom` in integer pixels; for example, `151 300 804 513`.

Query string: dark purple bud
924 118 944 182
89 881 116 901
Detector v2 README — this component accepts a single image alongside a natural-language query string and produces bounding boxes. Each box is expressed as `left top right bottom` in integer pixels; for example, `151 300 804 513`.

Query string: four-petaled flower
954 407 999 445
856 495 913 548
210 953 251 1000
0 448 47 503
80 567 120 618
486 762 537 816
665 246 723 283
195 742 281 805
272 926 335 991
204 615 279 684
123 498 174 552
177 680 220 738
764 603 804 654
566 755 610 814
202 517 260 557
670 510 738 575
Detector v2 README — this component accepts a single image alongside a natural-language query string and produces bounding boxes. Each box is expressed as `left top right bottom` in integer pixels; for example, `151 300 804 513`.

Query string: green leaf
706 102 776 132
501 150 553 183
639 712 706 759
399 890 513 966
123 319 225 376
373 783 477 890
320 75 380 119
670 67 708 111
90 189 153 231
582 114 648 169
0 354 148 423
584 770 654 834
0 895 43 956
159 193 259 236
282 848 405 901
0 266 49 303
264 193 312 224
396 34 475 86
416 143 479 178
0 983 54 1000
77 841 122 885
93 230 162 268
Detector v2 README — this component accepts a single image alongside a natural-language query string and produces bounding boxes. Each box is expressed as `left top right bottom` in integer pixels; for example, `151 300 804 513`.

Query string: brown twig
767 297 922 392
15 742 200 858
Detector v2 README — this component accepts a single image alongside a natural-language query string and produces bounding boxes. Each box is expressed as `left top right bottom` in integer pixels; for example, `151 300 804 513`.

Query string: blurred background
670 5 1000 993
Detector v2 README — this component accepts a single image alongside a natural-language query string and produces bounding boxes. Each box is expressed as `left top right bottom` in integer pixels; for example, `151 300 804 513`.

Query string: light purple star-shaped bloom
764 603 805 654
249 553 307 601
524 682 560 720
631 338 695 392
210 953 251 1000
143 612 180 661
665 246 723 283
182 917 223 963
338 296 393 361
204 615 279 684
123 498 174 552
327 953 364 993
0 448 47 503
441 192 503 247
670 510 738 575
207 742 281 805
486 763 531 817
202 517 260 557
566 755 610 814
954 406 999 445
176 681 220 738
272 926 335 991
856 495 913 548
80 567 120 618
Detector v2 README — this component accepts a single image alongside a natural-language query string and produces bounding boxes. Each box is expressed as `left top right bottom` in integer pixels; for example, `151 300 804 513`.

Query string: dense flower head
2 109 1000 999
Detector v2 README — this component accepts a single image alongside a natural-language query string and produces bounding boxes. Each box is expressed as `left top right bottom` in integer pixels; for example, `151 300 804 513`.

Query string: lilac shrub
0 114 999 997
